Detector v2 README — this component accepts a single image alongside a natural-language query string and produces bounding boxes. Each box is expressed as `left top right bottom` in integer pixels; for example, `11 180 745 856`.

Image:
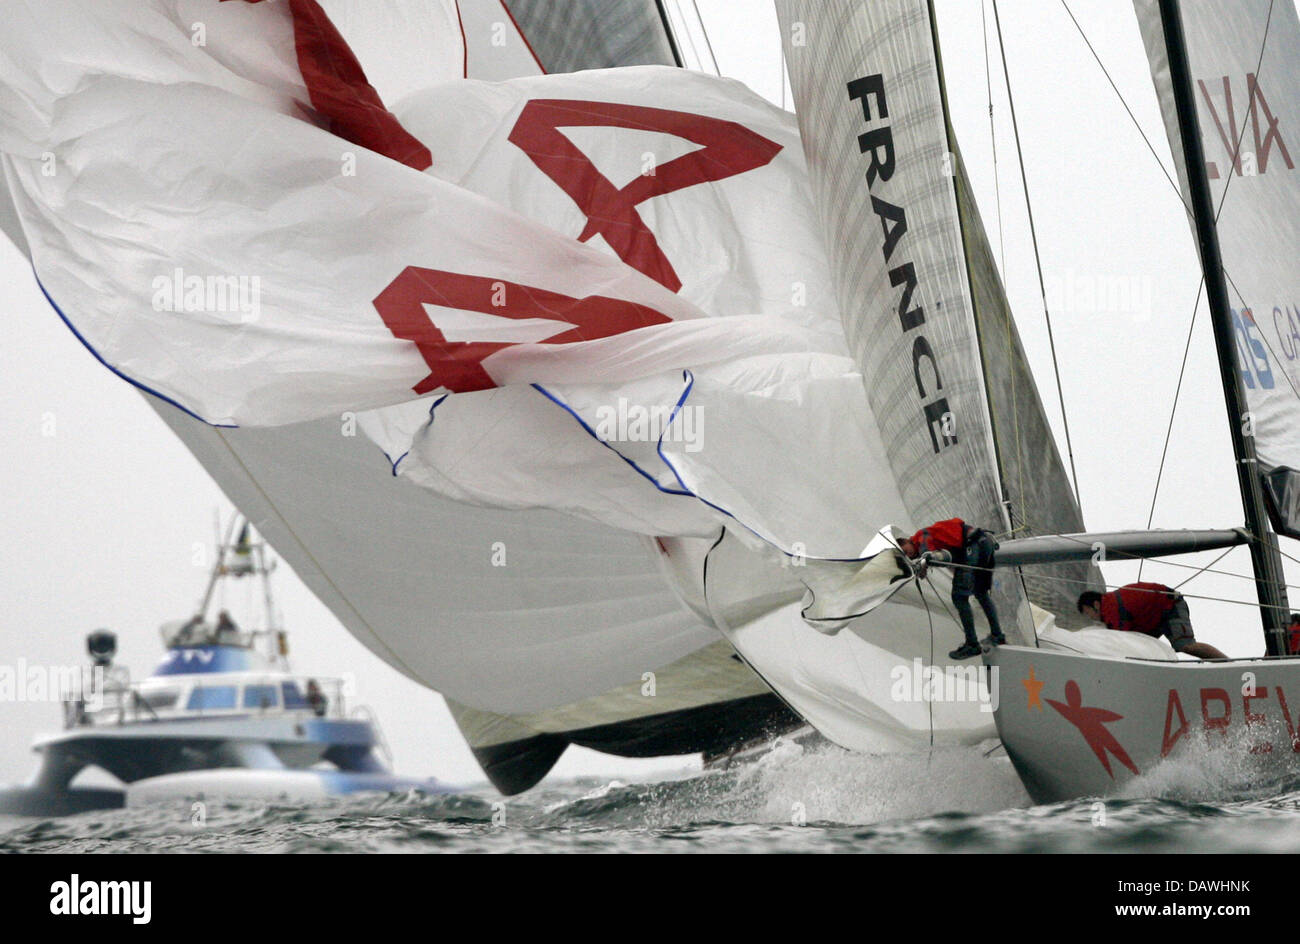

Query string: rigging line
1068 1 1281 582
982 0 1028 535
919 567 1032 646
918 575 977 651
1138 278 1204 582
1198 4 1294 402
1059 0 1188 212
938 550 1300 595
1172 543 1238 590
936 557 1292 611
1198 2 1300 465
1246 525 1300 560
1058 0 1205 576
1209 0 1275 225
1184 6 1290 396
689 0 721 76
779 30 786 111
1015 529 1300 589
991 0 1084 515
1060 0 1272 227
917 579 936 747
950 559 1300 611
981 0 1007 278
1057 1 1276 548
670 0 705 72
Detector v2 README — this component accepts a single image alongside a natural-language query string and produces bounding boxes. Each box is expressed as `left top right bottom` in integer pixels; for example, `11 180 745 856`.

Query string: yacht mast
1158 0 1290 655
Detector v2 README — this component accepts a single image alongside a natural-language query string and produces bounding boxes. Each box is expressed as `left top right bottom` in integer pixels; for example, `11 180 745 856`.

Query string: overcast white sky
2 0 1298 788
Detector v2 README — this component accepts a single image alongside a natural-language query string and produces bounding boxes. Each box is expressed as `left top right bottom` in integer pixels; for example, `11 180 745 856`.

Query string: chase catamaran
0 0 1296 803
0 515 447 815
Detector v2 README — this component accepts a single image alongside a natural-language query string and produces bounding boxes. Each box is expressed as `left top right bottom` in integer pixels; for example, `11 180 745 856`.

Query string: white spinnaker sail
146 408 724 713
0 0 911 718
0 0 702 713
148 1 813 783
1135 0 1300 535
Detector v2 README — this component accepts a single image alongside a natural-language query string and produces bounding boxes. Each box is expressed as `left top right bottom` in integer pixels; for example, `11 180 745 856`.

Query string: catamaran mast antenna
1158 0 1290 655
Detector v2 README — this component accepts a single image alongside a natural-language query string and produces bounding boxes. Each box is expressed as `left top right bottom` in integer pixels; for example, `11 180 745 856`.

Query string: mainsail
775 0 1090 627
1134 0 1300 536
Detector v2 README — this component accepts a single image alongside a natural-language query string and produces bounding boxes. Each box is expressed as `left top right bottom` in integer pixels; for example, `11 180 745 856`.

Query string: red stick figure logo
1046 680 1139 778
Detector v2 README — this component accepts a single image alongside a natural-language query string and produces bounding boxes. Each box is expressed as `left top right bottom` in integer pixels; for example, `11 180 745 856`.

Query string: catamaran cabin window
281 682 309 709
141 688 180 710
243 684 278 709
186 686 237 710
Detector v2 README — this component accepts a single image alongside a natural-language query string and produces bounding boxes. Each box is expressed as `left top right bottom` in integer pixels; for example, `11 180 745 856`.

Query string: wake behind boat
0 517 451 816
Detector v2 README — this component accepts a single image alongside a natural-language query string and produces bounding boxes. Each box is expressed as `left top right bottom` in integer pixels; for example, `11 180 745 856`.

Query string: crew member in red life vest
1076 583 1227 660
1288 613 1300 656
899 518 1004 660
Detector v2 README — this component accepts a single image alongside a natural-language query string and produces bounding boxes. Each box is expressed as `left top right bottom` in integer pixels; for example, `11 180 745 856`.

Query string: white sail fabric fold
700 528 1037 751
145 407 720 713
374 66 903 556
316 0 468 100
797 529 917 632
0 2 715 426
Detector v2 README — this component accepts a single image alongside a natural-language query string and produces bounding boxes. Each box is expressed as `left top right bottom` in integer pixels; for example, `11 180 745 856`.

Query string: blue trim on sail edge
384 394 447 476
530 380 694 498
34 270 237 428
531 375 872 566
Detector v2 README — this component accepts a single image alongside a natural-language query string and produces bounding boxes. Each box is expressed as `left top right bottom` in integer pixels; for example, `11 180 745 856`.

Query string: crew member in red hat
900 518 1004 660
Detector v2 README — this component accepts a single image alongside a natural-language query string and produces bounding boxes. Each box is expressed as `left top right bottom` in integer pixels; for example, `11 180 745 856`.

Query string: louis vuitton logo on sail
847 74 957 454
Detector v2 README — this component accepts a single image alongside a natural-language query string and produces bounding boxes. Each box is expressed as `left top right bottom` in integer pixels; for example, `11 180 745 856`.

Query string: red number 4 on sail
374 100 782 393
508 99 782 291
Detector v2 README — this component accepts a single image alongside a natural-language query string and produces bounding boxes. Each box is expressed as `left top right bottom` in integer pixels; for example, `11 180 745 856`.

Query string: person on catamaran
1288 612 1300 656
214 610 240 645
1076 583 1227 660
899 518 1005 660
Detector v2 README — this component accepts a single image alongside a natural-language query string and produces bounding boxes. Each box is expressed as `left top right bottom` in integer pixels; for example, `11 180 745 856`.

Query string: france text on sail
848 74 957 455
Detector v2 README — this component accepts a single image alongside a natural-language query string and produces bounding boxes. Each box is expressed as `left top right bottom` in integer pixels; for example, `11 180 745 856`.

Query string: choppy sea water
5 738 1300 853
